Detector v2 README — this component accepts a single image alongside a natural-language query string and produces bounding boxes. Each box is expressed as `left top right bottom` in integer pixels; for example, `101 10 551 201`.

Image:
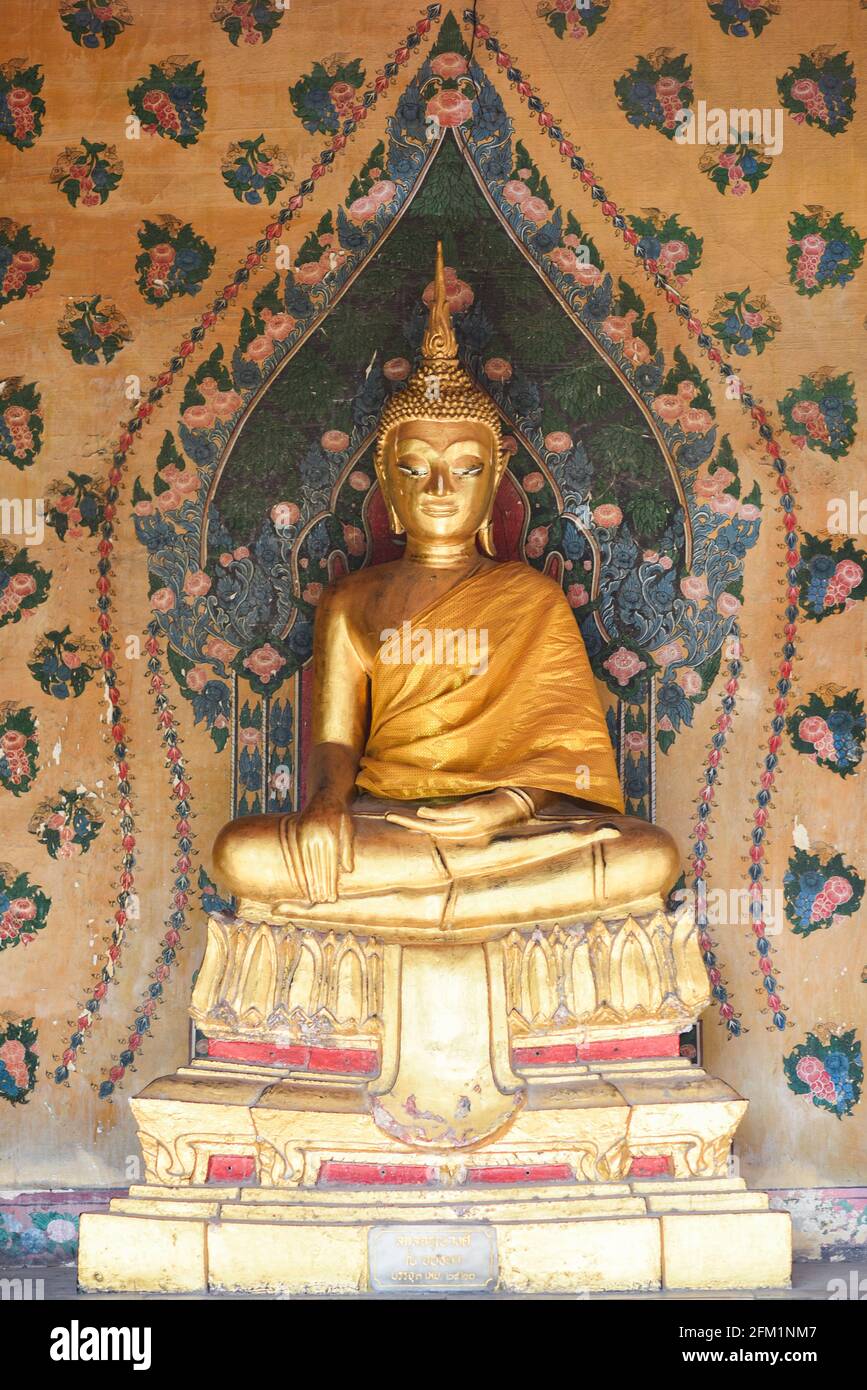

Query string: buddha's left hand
384 789 530 844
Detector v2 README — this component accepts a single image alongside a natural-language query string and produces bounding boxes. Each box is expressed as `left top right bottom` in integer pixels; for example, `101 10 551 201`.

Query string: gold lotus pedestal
78 904 791 1295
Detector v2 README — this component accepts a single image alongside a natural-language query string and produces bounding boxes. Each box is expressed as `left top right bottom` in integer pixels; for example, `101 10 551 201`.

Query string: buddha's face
384 419 500 545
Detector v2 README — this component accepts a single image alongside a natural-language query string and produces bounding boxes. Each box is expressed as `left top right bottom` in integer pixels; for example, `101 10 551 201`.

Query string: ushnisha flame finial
421 240 459 363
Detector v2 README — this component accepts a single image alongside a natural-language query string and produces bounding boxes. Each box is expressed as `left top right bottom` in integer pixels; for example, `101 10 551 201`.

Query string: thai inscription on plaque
369 1224 498 1292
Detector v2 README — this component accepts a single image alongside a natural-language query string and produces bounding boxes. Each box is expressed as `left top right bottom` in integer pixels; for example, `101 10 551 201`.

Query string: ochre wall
0 0 864 1202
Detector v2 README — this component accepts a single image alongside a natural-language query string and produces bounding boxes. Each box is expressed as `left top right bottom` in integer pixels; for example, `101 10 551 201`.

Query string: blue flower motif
811 553 836 578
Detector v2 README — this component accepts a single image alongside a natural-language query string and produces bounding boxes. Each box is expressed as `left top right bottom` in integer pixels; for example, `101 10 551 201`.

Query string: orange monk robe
356 562 625 813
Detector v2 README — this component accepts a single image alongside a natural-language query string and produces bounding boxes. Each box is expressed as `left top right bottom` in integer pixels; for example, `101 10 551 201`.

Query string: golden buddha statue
78 243 791 1296
212 242 679 934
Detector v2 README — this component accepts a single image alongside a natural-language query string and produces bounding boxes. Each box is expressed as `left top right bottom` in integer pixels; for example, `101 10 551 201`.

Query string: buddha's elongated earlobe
477 519 496 557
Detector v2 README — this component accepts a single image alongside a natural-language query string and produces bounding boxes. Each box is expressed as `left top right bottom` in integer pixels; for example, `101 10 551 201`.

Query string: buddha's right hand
288 792 355 904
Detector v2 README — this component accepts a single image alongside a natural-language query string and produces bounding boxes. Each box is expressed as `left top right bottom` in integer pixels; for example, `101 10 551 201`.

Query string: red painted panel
317 1162 435 1186
512 1043 579 1066
577 1033 681 1061
308 1045 379 1075
206 1038 379 1075
513 1034 681 1066
207 1038 309 1067
628 1155 673 1177
206 1154 256 1184
467 1164 572 1184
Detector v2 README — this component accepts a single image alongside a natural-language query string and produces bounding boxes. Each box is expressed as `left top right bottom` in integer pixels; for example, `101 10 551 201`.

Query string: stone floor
2 1259 864 1300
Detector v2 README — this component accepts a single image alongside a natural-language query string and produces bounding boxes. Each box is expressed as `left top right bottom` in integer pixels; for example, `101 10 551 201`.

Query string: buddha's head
374 242 507 555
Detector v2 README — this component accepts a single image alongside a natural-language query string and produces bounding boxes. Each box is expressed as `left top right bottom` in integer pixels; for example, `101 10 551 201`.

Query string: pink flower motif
567 583 589 607
368 179 397 206
186 665 210 692
544 431 572 454
264 312 295 341
503 179 532 206
242 643 286 684
795 1053 823 1083
836 559 863 587
203 635 237 665
604 646 647 687
738 502 761 521
233 546 250 561
9 573 36 597
791 399 821 424
572 263 602 287
383 357 411 381
710 492 739 517
652 394 683 423
422 269 474 313
246 335 273 362
343 524 366 556
791 78 821 102
801 234 827 256
321 429 350 453
426 90 473 128
329 81 354 108
717 591 742 617
825 876 854 904
155 489 181 515
271 500 300 527
730 182 749 198
151 587 175 613
0 730 26 752
522 196 551 225
655 76 682 98
212 390 242 421
593 503 623 529
624 731 648 752
798 715 830 745
302 582 323 605
654 639 686 668
46 812 66 830
680 408 714 434
349 471 370 491
623 336 650 366
743 310 764 328
549 246 579 276
600 311 637 342
294 259 326 286
523 472 545 493
659 239 689 265
430 52 469 79
677 668 702 697
182 404 215 431
183 570 212 598
484 357 512 382
239 725 261 747
11 897 36 920
680 574 709 602
525 525 549 558
61 650 81 669
348 195 377 223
